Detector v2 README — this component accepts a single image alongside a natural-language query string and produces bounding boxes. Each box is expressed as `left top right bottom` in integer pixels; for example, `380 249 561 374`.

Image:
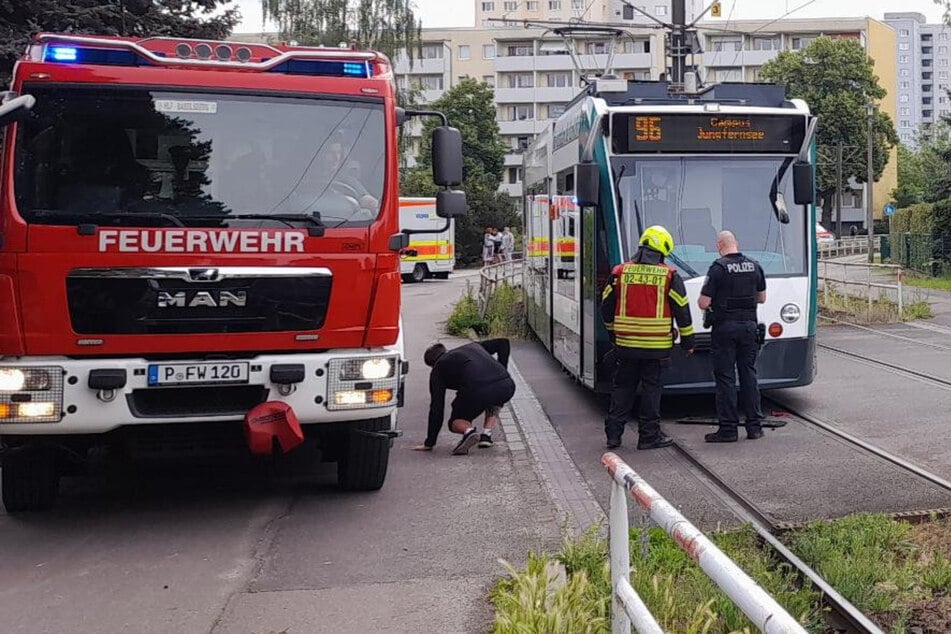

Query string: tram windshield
612 157 806 279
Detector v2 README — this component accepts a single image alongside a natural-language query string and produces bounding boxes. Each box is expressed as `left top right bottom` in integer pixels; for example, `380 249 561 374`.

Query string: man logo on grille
157 290 247 308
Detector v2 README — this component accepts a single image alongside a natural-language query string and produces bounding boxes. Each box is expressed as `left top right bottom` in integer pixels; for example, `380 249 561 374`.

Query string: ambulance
399 198 455 282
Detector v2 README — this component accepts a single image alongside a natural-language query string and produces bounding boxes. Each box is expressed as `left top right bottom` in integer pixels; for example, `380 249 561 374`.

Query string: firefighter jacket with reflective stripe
601 246 695 359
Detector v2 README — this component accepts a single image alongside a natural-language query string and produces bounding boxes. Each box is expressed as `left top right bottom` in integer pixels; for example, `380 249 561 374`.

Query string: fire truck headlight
361 358 393 380
0 369 25 391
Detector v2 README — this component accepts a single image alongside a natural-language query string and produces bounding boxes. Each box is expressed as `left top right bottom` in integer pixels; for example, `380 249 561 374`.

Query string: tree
0 1 239 85
759 36 899 228
402 78 518 265
261 0 420 65
893 145 926 208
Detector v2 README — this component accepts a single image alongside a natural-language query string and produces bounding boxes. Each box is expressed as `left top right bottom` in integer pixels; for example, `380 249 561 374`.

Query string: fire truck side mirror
436 190 467 219
0 95 35 129
575 162 600 207
793 162 814 205
432 126 463 187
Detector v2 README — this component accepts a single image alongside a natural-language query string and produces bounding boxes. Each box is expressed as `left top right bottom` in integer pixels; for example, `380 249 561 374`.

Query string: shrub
445 286 487 337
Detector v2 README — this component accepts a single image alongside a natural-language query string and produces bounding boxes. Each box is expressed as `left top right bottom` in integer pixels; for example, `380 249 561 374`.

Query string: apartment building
695 16 898 223
883 13 951 146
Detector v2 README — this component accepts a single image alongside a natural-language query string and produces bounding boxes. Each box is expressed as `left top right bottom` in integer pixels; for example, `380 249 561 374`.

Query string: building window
546 72 571 87
941 59 950 66
940 96 947 104
481 1 495 10
791 36 815 50
416 75 444 90
506 43 533 56
899 42 910 51
655 5 667 15
899 29 909 37
940 46 949 54
421 44 443 59
752 37 779 51
899 55 909 63
713 68 742 82
483 74 496 87
900 94 910 103
504 0 517 9
712 38 741 52
549 103 566 118
900 81 910 88
940 71 949 79
517 136 530 150
942 33 950 40
900 107 910 115
508 167 521 184
900 69 911 77
509 104 534 120
571 0 583 9
527 0 539 8
458 45 470 60
586 41 608 54
506 73 534 87
483 44 496 59
549 0 562 9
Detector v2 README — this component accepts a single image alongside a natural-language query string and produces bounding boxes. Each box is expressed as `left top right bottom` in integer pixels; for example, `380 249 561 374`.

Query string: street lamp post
866 103 875 263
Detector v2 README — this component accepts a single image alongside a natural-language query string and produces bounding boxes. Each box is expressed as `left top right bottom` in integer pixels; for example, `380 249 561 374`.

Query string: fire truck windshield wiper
185 213 326 236
31 209 185 227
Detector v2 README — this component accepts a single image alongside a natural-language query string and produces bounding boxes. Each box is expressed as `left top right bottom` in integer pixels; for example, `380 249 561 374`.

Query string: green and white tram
523 78 819 393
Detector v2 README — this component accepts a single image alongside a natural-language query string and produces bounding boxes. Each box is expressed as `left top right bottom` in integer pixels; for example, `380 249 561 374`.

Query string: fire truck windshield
13 84 386 229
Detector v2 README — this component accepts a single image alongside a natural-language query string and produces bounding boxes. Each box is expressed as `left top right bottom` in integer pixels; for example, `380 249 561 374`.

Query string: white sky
232 0 948 33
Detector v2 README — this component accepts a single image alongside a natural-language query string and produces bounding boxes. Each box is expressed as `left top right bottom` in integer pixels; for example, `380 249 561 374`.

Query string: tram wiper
666 251 699 278
769 158 794 225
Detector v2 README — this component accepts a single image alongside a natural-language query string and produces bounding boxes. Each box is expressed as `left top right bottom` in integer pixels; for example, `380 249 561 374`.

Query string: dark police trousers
711 320 764 434
604 350 663 441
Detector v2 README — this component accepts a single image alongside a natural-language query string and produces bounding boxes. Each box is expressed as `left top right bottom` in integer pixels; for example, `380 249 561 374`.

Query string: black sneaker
705 430 739 443
637 434 674 450
452 428 480 455
478 433 494 448
606 436 622 449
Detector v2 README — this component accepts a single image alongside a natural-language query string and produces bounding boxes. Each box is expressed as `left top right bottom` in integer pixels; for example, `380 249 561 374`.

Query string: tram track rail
817 342 951 390
667 398 951 633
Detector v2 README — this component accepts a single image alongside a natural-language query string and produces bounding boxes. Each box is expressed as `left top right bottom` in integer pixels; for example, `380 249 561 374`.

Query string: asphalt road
0 270 560 634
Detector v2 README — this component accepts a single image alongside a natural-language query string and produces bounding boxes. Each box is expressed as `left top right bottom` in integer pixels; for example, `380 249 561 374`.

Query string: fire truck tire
410 264 428 283
2 447 60 512
337 423 391 491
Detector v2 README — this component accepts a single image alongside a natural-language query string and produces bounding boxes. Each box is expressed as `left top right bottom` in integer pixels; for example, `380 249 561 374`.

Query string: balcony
493 85 579 103
495 55 539 72
393 57 449 75
504 153 525 166
499 119 549 135
704 48 777 67
499 182 524 198
420 89 446 103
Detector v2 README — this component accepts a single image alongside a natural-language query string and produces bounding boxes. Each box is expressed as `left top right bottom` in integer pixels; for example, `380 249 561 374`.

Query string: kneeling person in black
698 231 767 442
415 339 516 455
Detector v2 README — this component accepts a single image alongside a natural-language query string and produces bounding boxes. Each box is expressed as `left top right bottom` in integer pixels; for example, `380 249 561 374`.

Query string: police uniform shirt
701 253 766 323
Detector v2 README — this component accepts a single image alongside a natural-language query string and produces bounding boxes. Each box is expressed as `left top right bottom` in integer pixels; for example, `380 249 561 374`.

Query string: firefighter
601 226 695 450
698 231 767 442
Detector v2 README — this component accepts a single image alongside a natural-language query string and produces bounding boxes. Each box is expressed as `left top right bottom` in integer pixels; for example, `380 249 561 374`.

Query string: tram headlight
780 303 801 324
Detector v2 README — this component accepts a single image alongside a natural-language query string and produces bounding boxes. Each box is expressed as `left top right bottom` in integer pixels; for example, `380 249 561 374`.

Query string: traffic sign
884 203 895 216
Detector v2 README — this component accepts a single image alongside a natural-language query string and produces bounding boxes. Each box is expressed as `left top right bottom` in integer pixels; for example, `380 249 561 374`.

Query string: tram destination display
612 113 807 154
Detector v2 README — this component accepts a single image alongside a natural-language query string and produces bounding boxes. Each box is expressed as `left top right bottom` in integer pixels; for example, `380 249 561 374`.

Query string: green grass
819 287 933 323
903 274 951 293
491 526 823 634
787 514 951 633
445 282 526 339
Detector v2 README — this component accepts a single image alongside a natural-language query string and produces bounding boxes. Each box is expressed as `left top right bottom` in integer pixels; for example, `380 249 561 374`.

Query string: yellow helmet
639 225 674 256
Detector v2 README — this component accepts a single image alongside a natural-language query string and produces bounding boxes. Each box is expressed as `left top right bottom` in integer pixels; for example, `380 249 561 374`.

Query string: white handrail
602 452 808 634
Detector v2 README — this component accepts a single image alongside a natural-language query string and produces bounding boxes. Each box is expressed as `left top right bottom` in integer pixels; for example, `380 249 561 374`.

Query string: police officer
601 226 695 450
698 231 767 442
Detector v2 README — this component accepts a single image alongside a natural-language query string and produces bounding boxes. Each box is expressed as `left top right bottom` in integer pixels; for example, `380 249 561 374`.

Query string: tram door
526 192 552 350
550 168 582 376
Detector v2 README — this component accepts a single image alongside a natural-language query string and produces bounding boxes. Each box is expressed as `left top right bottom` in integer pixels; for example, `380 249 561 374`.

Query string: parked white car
816 223 835 246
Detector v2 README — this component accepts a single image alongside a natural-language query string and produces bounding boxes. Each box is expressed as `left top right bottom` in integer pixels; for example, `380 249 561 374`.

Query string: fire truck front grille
127 385 269 418
66 274 332 335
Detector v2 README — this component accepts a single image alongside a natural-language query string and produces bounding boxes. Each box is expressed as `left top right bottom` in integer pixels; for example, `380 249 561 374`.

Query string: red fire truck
0 34 465 511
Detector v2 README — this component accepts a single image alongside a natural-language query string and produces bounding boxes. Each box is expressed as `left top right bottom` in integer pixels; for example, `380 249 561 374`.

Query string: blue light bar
49 46 78 62
43 45 142 66
271 59 371 78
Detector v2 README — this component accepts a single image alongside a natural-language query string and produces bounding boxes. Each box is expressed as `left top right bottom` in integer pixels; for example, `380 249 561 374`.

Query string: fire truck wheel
337 423 391 491
2 446 60 513
410 264 428 283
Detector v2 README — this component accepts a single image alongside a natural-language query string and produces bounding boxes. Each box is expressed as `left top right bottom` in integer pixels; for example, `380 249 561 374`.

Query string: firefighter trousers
604 353 663 441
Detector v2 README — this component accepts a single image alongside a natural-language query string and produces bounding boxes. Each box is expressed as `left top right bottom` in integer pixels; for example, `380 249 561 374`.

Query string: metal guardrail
602 453 808 634
819 259 906 317
478 258 523 316
818 235 882 259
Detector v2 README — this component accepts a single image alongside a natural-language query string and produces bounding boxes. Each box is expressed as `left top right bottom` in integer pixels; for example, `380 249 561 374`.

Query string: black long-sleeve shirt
425 339 510 446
